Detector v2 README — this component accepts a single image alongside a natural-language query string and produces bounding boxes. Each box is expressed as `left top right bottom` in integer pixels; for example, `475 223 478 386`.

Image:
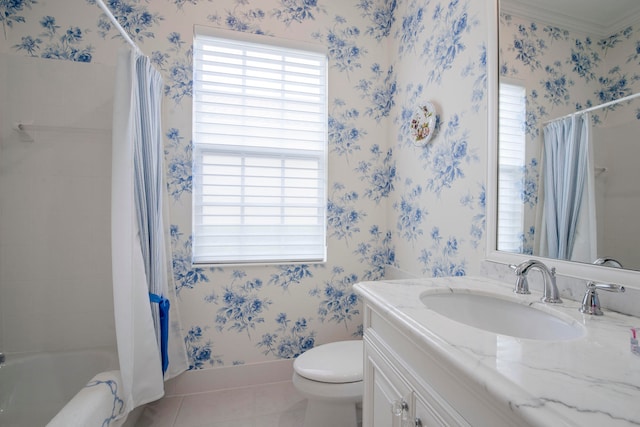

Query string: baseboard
163 358 295 397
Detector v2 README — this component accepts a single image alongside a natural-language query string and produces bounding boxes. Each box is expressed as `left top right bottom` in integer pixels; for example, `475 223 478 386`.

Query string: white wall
593 119 640 269
0 54 116 354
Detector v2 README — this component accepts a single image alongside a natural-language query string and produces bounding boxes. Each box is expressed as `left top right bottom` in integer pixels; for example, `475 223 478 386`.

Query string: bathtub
0 348 119 427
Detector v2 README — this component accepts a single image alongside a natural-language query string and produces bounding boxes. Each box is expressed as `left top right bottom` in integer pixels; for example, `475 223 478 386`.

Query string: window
192 27 328 265
497 82 526 252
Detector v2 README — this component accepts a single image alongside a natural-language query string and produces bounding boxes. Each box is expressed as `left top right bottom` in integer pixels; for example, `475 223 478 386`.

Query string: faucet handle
593 257 623 268
579 282 625 315
589 282 625 292
510 264 530 294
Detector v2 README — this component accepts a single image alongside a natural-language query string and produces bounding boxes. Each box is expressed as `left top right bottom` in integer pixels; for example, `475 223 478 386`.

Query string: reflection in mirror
497 0 640 271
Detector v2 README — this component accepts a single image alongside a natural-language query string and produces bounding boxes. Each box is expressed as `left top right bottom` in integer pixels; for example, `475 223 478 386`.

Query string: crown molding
501 0 640 37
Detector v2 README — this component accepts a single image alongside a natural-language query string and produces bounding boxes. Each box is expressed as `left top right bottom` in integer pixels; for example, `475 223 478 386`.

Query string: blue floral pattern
327 184 366 243
395 0 425 57
568 37 601 83
519 159 539 208
171 226 211 295
314 16 366 74
2 0 523 369
541 62 574 106
258 313 316 358
209 271 272 338
185 325 223 369
502 13 640 120
356 64 397 122
355 144 397 203
423 0 477 84
627 39 640 65
272 0 325 26
92 0 163 42
269 264 315 291
501 12 640 251
152 32 193 105
0 0 37 37
165 128 192 200
518 226 536 256
507 21 547 72
357 0 397 42
393 180 427 243
354 225 396 281
426 114 478 195
328 99 365 161
418 227 466 277
310 266 360 328
524 90 546 138
13 16 93 62
598 26 633 53
462 44 487 112
172 0 212 10
460 184 485 249
395 82 425 146
208 1 267 34
595 66 639 106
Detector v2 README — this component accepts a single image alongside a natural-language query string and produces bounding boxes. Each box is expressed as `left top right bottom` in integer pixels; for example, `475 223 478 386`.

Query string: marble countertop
354 276 640 427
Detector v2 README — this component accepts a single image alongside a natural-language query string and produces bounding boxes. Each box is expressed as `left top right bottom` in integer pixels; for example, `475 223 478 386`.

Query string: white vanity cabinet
361 301 529 427
363 304 469 427
356 277 640 427
365 343 410 427
365 335 463 427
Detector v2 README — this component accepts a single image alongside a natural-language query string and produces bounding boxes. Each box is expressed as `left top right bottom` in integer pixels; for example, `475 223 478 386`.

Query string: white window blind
192 27 328 265
498 82 526 252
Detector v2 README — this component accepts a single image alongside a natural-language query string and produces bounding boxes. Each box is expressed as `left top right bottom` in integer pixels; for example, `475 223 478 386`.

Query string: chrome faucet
511 260 562 303
593 257 623 268
579 282 625 315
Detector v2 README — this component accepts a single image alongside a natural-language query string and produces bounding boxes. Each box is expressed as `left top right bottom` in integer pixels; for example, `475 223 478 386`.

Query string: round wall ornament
410 102 436 146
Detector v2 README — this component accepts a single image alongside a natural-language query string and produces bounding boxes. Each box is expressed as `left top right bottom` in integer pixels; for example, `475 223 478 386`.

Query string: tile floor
135 380 307 427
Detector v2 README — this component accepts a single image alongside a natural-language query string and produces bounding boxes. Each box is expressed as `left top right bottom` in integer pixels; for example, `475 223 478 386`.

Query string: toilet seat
294 340 363 383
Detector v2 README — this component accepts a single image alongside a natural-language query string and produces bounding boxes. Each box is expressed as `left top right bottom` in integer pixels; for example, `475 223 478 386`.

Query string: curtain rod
543 91 640 126
95 0 143 57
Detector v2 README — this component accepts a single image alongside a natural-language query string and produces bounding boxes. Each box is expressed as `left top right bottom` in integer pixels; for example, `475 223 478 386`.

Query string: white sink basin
420 290 585 341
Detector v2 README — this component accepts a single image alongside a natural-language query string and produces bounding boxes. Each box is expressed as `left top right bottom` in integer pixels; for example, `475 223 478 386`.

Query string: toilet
292 340 363 427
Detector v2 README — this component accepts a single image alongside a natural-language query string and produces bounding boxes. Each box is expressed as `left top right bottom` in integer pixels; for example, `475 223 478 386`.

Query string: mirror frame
485 0 640 289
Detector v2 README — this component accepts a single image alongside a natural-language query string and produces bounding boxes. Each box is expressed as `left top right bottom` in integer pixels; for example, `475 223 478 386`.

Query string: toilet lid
293 340 363 383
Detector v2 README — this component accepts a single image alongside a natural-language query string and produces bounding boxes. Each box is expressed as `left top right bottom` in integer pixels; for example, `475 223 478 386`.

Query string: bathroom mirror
486 0 640 286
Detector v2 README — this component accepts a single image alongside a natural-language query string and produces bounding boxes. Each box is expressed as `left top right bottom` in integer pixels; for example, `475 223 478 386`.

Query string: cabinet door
413 394 447 427
412 381 470 427
369 357 409 427
364 341 411 427
364 334 471 427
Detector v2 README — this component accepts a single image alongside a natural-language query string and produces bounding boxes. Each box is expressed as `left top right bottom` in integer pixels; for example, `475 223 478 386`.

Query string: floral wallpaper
499 12 640 253
1 0 490 370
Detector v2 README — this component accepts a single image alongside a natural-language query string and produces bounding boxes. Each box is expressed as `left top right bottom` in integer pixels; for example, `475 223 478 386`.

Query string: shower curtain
111 46 188 416
537 113 597 262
